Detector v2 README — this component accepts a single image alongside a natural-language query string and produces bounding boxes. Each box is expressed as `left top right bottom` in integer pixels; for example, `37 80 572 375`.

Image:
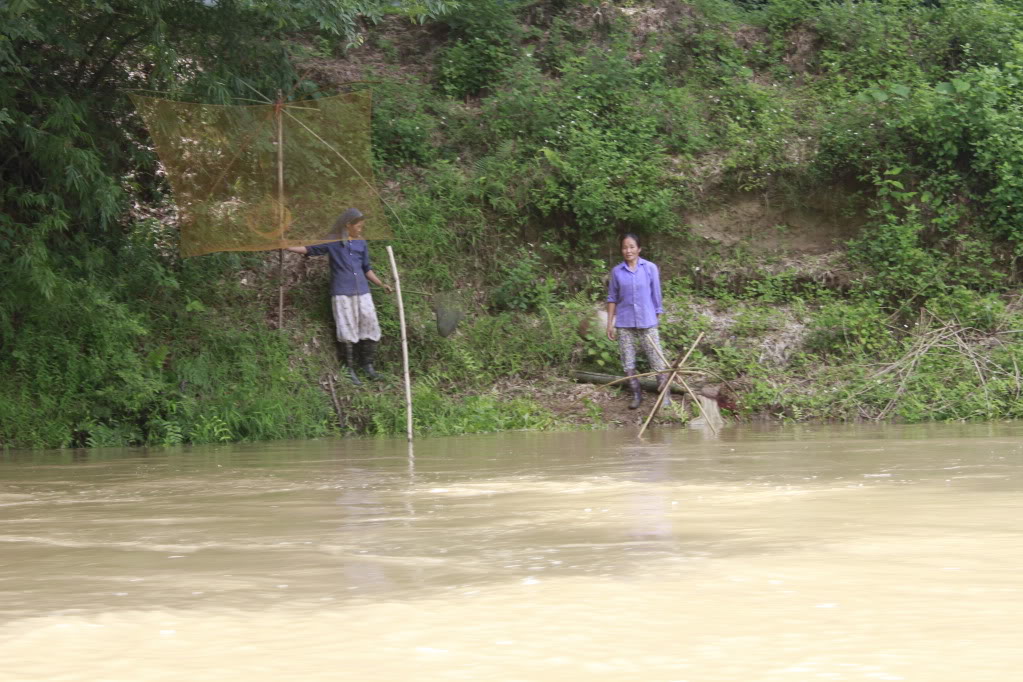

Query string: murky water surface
2 423 1022 681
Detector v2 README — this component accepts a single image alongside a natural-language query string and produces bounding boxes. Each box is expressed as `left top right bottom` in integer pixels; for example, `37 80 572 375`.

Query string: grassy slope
156 0 1023 440
9 0 1023 448
315 0 1023 430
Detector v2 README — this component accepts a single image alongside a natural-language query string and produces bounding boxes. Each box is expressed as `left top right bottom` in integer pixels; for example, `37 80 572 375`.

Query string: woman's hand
366 270 392 293
606 326 616 342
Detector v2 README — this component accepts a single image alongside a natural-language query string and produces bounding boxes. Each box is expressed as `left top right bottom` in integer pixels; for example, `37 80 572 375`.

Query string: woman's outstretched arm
365 269 392 293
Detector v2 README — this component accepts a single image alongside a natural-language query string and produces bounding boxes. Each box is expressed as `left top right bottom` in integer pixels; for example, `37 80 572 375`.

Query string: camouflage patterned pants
617 327 668 374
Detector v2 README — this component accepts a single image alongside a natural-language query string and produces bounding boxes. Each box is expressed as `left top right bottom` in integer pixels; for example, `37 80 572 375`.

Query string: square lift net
131 90 390 257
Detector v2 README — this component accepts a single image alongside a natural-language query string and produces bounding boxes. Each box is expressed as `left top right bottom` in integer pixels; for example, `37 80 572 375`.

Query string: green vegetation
8 0 1023 448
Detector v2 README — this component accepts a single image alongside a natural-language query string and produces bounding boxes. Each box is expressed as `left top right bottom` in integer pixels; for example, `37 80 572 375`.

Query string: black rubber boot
343 342 362 385
627 368 643 410
359 340 380 381
657 373 672 408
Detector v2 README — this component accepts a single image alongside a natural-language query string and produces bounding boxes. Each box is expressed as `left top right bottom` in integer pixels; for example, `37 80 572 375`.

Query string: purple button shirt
607 258 663 329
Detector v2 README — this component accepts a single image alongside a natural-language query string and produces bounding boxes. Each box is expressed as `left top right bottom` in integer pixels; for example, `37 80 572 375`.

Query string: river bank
6 0 1023 447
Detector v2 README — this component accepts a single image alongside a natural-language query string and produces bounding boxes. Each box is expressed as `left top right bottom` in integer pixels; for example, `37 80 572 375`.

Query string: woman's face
347 219 365 239
621 237 640 263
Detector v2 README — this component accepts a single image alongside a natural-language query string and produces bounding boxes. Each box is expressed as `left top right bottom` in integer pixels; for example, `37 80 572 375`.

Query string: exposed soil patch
681 300 811 368
784 27 820 77
619 2 691 37
498 377 688 429
296 16 445 89
684 189 864 254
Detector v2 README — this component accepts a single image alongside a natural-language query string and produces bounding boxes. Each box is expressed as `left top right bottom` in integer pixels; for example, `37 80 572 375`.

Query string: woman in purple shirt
606 233 670 410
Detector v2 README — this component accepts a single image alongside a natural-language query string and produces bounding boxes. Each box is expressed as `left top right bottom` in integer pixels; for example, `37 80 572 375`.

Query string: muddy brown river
2 423 1021 681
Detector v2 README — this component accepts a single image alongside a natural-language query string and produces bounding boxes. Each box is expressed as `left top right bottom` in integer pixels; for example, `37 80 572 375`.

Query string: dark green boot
343 342 362 385
626 367 642 410
657 373 672 408
358 340 380 381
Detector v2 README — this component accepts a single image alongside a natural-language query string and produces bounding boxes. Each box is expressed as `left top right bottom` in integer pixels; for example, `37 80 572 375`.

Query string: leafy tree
0 0 456 446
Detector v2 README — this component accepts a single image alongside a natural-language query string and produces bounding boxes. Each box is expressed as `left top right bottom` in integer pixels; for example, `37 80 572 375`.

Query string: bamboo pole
386 245 413 442
276 91 285 330
277 252 284 328
322 373 345 430
677 374 718 435
638 349 687 438
593 367 708 386
574 370 687 394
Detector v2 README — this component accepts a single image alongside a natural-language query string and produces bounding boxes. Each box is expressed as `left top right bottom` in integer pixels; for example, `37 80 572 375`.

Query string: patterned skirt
331 293 381 343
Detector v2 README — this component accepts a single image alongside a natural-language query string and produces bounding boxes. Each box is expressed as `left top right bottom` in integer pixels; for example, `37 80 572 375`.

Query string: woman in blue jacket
288 208 392 385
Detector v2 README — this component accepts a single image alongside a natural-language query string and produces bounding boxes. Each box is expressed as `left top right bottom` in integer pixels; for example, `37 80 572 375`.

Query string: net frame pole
276 91 285 329
386 245 414 442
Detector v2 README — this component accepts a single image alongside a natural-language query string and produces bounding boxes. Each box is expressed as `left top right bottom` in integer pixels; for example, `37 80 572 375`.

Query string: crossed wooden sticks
600 332 715 438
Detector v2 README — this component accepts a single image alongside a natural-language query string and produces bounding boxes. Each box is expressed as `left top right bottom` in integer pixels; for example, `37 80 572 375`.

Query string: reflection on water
2 423 1022 681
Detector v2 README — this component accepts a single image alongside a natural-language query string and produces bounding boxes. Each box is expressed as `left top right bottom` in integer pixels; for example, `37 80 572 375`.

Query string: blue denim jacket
607 258 663 329
305 239 371 296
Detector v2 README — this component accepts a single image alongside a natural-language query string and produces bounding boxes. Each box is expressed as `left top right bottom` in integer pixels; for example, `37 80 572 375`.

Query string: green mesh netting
432 292 465 337
130 91 389 257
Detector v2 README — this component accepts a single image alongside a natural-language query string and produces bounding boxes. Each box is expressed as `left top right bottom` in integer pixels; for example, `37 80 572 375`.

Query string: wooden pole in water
276 90 285 330
386 245 413 442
